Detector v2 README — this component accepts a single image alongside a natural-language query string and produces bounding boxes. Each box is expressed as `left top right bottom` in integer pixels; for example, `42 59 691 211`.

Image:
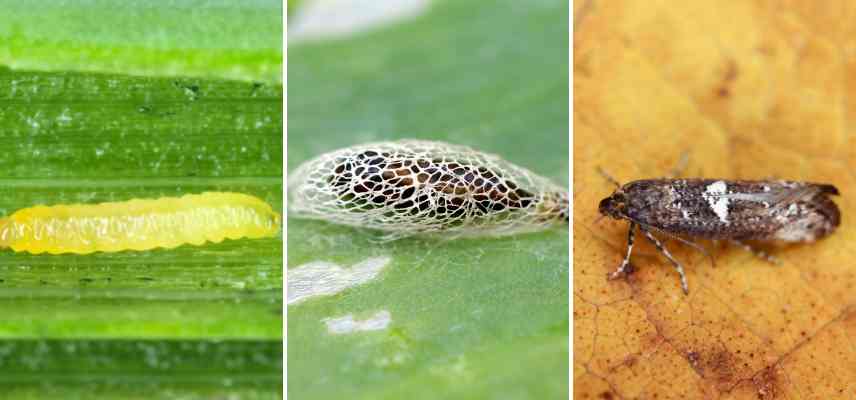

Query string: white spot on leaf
287 256 391 305
289 0 430 43
323 310 392 334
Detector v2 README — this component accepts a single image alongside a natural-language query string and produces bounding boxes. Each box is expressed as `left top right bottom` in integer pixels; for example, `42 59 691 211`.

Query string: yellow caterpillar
0 192 281 255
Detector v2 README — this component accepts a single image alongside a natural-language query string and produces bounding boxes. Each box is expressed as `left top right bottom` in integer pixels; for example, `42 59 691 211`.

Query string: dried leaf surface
574 1 856 398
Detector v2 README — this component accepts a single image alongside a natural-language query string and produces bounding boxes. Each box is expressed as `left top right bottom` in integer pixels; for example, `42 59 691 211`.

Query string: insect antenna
596 166 621 189
665 151 689 178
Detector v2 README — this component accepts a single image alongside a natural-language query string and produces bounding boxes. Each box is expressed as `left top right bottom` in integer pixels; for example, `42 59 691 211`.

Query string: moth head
598 190 627 219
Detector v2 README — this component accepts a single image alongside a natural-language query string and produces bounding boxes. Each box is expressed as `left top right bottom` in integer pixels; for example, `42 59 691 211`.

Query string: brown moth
599 179 840 294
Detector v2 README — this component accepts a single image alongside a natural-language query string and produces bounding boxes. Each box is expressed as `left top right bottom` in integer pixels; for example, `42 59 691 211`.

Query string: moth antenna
596 166 621 188
666 151 690 178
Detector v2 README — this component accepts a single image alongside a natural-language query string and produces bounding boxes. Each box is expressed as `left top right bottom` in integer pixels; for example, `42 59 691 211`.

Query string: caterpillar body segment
288 140 568 239
0 192 281 255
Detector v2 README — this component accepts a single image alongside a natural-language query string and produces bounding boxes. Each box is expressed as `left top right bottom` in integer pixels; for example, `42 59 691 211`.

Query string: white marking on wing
706 180 727 194
713 192 778 202
785 203 799 216
703 181 730 223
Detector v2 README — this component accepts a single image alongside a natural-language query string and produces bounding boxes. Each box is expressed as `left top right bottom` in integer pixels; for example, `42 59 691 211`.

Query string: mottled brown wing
764 182 837 211
732 181 840 241
673 181 835 240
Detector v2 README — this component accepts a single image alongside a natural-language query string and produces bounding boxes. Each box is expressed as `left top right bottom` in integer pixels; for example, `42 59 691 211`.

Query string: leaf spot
323 310 392 335
287 256 391 305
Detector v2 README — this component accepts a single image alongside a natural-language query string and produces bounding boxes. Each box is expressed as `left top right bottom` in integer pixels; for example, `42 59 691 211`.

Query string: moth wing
812 183 839 196
765 183 835 210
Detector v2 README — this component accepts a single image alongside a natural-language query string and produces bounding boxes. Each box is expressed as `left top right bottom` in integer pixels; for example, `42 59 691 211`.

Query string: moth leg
639 223 715 268
641 228 690 295
729 240 781 265
608 222 636 280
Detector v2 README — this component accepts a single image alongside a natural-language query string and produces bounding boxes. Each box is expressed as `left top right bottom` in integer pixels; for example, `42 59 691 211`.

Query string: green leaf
0 69 283 339
0 0 282 83
287 0 302 15
287 0 568 398
0 339 282 400
0 1 283 395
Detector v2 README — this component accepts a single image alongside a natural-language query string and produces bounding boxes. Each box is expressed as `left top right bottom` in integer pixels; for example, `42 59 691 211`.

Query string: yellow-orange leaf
574 1 856 398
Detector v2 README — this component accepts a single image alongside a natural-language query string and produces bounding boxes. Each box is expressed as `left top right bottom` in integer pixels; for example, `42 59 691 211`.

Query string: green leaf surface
0 69 283 339
0 12 283 396
0 0 282 83
0 339 282 400
287 0 568 398
287 0 301 15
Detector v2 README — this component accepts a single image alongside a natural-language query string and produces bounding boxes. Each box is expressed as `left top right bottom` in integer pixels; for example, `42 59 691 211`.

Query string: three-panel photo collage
1 1 853 399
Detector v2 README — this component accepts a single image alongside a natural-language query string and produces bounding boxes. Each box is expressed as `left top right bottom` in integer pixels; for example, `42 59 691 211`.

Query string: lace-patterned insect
288 140 568 240
599 178 841 294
